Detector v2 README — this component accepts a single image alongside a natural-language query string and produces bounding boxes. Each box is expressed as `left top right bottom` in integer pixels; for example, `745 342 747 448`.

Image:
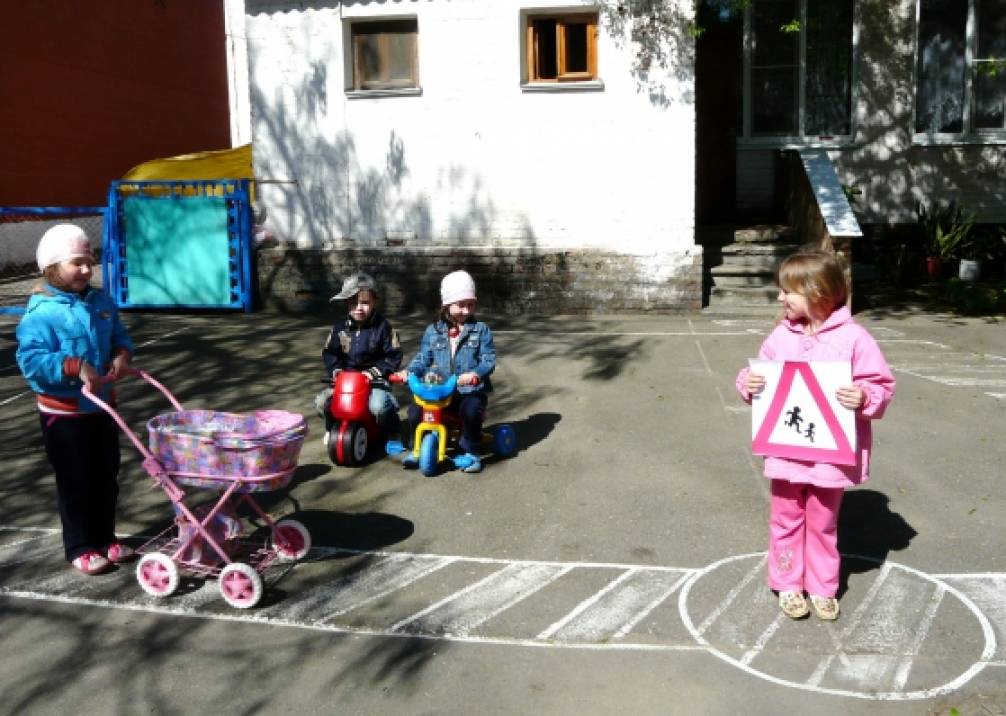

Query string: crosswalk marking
391 562 572 636
3 527 1005 701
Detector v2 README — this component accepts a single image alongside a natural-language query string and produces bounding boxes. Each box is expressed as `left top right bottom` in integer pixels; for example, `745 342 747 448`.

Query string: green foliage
943 279 1006 316
977 58 1006 77
916 200 975 260
780 19 802 33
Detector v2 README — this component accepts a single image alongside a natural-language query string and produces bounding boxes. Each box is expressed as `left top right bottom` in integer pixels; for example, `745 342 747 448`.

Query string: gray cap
331 271 377 301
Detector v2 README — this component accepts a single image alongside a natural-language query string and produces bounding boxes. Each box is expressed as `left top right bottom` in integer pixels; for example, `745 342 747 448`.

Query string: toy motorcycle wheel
419 432 439 476
493 424 517 457
330 422 368 466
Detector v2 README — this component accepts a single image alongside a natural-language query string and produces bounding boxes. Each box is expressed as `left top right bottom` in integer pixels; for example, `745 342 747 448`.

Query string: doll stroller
84 370 311 609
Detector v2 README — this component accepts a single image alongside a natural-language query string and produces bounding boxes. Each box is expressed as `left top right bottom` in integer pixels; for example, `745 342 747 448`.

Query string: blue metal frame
0 206 107 316
105 180 254 312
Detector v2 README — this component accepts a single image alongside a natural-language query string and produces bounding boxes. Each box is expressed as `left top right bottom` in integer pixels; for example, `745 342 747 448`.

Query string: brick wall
256 246 703 315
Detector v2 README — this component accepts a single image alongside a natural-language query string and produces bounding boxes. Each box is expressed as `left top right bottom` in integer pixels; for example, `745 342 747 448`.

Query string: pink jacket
736 306 895 488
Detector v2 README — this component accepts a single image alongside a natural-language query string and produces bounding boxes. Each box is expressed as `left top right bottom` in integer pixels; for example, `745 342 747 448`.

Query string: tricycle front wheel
419 432 439 477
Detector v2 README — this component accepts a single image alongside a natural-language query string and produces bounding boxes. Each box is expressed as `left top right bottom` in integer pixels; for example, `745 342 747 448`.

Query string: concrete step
709 285 779 305
710 274 777 289
733 224 797 243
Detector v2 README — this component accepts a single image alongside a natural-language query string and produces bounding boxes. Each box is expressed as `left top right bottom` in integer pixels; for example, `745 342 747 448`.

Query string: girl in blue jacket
397 270 496 473
16 224 134 576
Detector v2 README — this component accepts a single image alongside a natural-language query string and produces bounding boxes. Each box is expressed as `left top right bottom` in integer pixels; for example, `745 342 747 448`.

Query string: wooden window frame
350 19 419 92
526 13 598 83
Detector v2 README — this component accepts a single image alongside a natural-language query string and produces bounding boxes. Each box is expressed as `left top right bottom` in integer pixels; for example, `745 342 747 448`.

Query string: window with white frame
349 19 419 92
915 0 1006 137
742 0 855 141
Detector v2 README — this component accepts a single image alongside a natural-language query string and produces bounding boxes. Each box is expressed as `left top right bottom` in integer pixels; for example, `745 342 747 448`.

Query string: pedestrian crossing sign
749 360 857 466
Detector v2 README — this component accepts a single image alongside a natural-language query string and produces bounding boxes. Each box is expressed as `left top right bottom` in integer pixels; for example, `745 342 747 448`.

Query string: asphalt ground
1 305 1004 715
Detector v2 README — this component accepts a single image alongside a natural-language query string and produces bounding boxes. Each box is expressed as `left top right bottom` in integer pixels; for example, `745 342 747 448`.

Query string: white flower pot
958 259 981 282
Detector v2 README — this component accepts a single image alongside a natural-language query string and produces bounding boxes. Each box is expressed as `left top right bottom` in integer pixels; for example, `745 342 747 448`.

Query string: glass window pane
384 32 415 83
976 0 1006 128
355 35 382 84
752 66 798 134
352 20 417 89
977 0 1006 59
752 0 799 67
563 23 588 73
534 19 558 79
915 0 966 133
974 69 1006 128
805 0 853 135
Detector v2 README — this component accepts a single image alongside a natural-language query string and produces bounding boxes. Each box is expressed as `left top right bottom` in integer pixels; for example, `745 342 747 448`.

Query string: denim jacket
16 284 134 413
407 319 495 394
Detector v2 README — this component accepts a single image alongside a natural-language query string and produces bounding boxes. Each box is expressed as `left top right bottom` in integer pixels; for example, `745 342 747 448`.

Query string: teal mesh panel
122 195 231 306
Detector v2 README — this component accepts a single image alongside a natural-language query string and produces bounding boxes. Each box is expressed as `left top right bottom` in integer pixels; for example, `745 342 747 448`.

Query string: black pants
405 392 487 454
39 413 121 562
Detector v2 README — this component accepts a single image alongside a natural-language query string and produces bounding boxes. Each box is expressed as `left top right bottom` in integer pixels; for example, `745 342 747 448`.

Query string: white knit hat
36 224 92 270
440 270 477 306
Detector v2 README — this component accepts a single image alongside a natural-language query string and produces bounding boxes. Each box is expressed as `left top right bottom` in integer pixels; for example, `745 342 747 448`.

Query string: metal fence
0 208 106 314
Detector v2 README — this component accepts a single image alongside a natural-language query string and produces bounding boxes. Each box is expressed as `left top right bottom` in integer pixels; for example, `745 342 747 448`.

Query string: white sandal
778 590 809 619
810 595 840 620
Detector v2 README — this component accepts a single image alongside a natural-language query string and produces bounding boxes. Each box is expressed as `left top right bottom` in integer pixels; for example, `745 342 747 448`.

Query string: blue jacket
322 312 402 380
16 284 134 413
406 319 495 394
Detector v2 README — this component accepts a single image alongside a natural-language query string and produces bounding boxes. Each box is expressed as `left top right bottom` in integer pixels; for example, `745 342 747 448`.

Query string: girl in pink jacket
736 250 895 621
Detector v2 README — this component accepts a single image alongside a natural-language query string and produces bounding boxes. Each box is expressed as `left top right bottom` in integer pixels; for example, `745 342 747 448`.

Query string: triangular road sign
751 360 857 466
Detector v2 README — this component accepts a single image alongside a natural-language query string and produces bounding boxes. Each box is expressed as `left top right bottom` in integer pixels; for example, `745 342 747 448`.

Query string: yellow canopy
122 144 253 182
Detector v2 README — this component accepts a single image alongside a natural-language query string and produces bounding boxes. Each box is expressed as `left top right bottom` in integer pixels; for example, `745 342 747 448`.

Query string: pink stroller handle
82 368 185 464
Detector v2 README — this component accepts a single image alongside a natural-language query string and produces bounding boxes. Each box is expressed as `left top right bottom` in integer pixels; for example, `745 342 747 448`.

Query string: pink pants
768 479 844 597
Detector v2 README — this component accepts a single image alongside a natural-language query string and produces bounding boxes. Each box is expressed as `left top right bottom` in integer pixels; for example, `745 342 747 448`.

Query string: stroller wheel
137 553 179 598
273 519 312 561
219 562 263 609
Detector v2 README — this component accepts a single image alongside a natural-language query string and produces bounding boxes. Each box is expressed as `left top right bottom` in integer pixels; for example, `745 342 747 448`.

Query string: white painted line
543 569 689 643
613 571 691 639
312 554 457 622
390 562 572 636
0 391 29 407
893 583 945 690
696 554 767 636
538 569 638 640
679 554 998 700
806 562 892 687
741 613 786 666
694 339 713 374
0 587 707 653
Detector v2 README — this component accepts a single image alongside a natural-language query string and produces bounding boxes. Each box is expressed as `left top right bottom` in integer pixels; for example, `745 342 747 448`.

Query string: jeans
405 392 487 454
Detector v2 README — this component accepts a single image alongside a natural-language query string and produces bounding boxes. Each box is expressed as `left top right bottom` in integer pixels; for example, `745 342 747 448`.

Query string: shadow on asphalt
837 488 918 598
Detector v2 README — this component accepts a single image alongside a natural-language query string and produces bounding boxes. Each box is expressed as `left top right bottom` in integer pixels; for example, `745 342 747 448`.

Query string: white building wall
238 0 697 258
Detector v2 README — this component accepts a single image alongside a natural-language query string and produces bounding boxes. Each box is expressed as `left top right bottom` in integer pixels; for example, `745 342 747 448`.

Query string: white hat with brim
37 224 93 271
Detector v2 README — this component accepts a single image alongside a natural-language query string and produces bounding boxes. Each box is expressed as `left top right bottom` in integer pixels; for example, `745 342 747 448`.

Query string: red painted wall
0 1 231 206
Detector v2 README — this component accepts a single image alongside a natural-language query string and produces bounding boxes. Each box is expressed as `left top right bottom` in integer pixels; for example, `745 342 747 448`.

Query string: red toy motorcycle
326 370 386 466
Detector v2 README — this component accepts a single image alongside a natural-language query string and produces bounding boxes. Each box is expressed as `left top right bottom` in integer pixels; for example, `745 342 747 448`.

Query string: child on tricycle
392 270 514 474
314 272 403 464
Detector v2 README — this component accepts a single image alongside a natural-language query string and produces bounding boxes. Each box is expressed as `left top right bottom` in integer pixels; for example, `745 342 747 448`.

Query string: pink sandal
71 551 111 576
105 542 135 563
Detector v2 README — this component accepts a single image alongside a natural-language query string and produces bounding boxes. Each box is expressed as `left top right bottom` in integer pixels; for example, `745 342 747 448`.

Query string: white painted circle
678 552 996 700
